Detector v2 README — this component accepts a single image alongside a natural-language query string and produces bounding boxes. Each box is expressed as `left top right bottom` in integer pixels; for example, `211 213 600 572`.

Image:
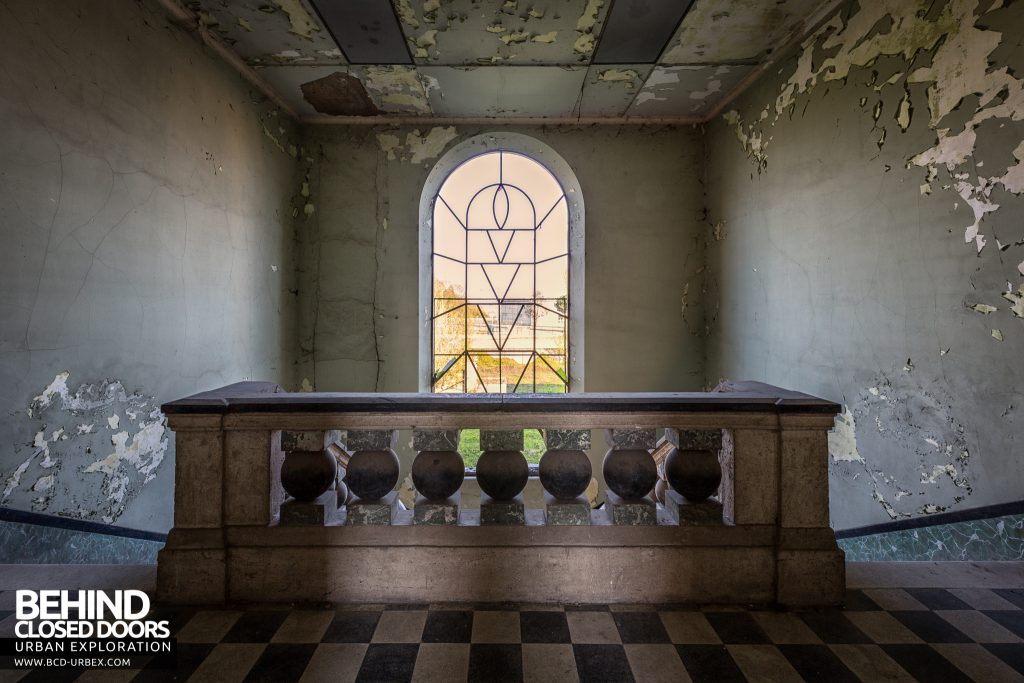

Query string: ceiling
179 0 843 122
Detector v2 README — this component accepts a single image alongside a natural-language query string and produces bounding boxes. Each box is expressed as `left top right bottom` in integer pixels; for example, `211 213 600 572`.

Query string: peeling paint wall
295 125 708 396
0 0 297 532
705 0 1023 529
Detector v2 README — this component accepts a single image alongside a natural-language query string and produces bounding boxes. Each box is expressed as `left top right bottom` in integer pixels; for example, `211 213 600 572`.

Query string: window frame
419 133 585 393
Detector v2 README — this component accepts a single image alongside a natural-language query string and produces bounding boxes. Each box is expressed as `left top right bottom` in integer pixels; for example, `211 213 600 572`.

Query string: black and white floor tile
2 588 1023 681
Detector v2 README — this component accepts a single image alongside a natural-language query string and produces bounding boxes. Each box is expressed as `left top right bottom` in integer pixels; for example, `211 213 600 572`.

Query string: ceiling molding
300 115 704 126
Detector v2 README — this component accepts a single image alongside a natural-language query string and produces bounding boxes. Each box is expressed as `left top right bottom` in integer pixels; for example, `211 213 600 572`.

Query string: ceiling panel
577 65 654 117
191 0 345 66
660 0 825 64
593 0 695 64
391 0 611 65
627 64 754 117
420 66 587 117
174 0 840 121
309 0 412 64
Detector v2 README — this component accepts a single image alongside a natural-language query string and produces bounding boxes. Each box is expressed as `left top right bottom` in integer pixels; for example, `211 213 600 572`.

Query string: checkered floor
3 587 1024 681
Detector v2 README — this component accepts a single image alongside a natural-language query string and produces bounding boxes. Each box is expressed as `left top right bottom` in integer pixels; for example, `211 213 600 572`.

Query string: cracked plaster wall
0 0 297 533
705 0 1023 530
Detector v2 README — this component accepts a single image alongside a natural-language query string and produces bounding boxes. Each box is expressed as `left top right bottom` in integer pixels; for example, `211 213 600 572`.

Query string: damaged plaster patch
300 72 381 116
573 0 604 55
376 126 458 164
597 68 640 89
4 372 168 523
634 67 681 107
723 110 768 170
362 66 432 115
830 372 974 520
272 0 321 39
829 407 864 462
1003 283 1024 318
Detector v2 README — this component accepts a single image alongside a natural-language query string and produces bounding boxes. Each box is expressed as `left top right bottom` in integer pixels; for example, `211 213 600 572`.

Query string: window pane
432 150 570 394
535 256 567 299
502 152 563 219
434 200 466 262
468 231 498 264
433 304 466 355
536 198 568 261
440 153 500 218
502 230 534 263
434 255 465 299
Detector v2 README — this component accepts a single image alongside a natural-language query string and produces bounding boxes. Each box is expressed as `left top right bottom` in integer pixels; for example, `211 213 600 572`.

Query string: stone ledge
218 545 779 605
224 523 782 548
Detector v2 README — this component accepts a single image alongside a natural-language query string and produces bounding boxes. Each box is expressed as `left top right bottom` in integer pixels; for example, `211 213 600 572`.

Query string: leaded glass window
431 150 569 393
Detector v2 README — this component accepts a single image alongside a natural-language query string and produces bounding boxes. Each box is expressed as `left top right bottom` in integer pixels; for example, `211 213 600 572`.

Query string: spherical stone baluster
476 430 528 503
476 450 528 500
602 448 658 500
665 448 722 502
412 450 465 501
280 449 338 502
539 449 591 500
348 430 403 505
345 449 401 501
664 429 723 503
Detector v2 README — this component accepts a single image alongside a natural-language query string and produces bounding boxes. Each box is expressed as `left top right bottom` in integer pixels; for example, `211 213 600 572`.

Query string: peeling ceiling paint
179 0 841 120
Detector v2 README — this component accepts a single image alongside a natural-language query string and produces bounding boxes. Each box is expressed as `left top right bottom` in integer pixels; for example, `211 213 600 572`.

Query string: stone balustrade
156 381 844 606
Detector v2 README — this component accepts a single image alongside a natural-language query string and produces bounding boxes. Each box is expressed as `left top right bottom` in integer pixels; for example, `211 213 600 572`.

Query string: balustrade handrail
162 380 840 415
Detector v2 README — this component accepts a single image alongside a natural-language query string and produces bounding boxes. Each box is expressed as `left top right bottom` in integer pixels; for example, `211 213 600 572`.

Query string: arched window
419 134 584 393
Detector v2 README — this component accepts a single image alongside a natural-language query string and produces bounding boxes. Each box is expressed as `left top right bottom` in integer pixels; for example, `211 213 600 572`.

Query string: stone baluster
477 429 527 525
539 429 592 525
602 429 658 525
663 428 724 525
345 429 400 525
279 430 341 525
411 429 463 525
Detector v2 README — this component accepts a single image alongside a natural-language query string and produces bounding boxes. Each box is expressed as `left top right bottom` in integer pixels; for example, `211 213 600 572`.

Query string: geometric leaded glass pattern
432 150 569 393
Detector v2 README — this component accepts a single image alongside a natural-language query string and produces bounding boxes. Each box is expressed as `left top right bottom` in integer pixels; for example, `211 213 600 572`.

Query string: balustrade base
545 493 591 526
280 491 343 526
414 493 460 526
346 492 399 526
606 491 657 526
665 491 724 526
480 493 526 525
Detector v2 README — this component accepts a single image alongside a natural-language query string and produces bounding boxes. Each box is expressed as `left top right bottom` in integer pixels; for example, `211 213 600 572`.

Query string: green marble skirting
839 512 1024 561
